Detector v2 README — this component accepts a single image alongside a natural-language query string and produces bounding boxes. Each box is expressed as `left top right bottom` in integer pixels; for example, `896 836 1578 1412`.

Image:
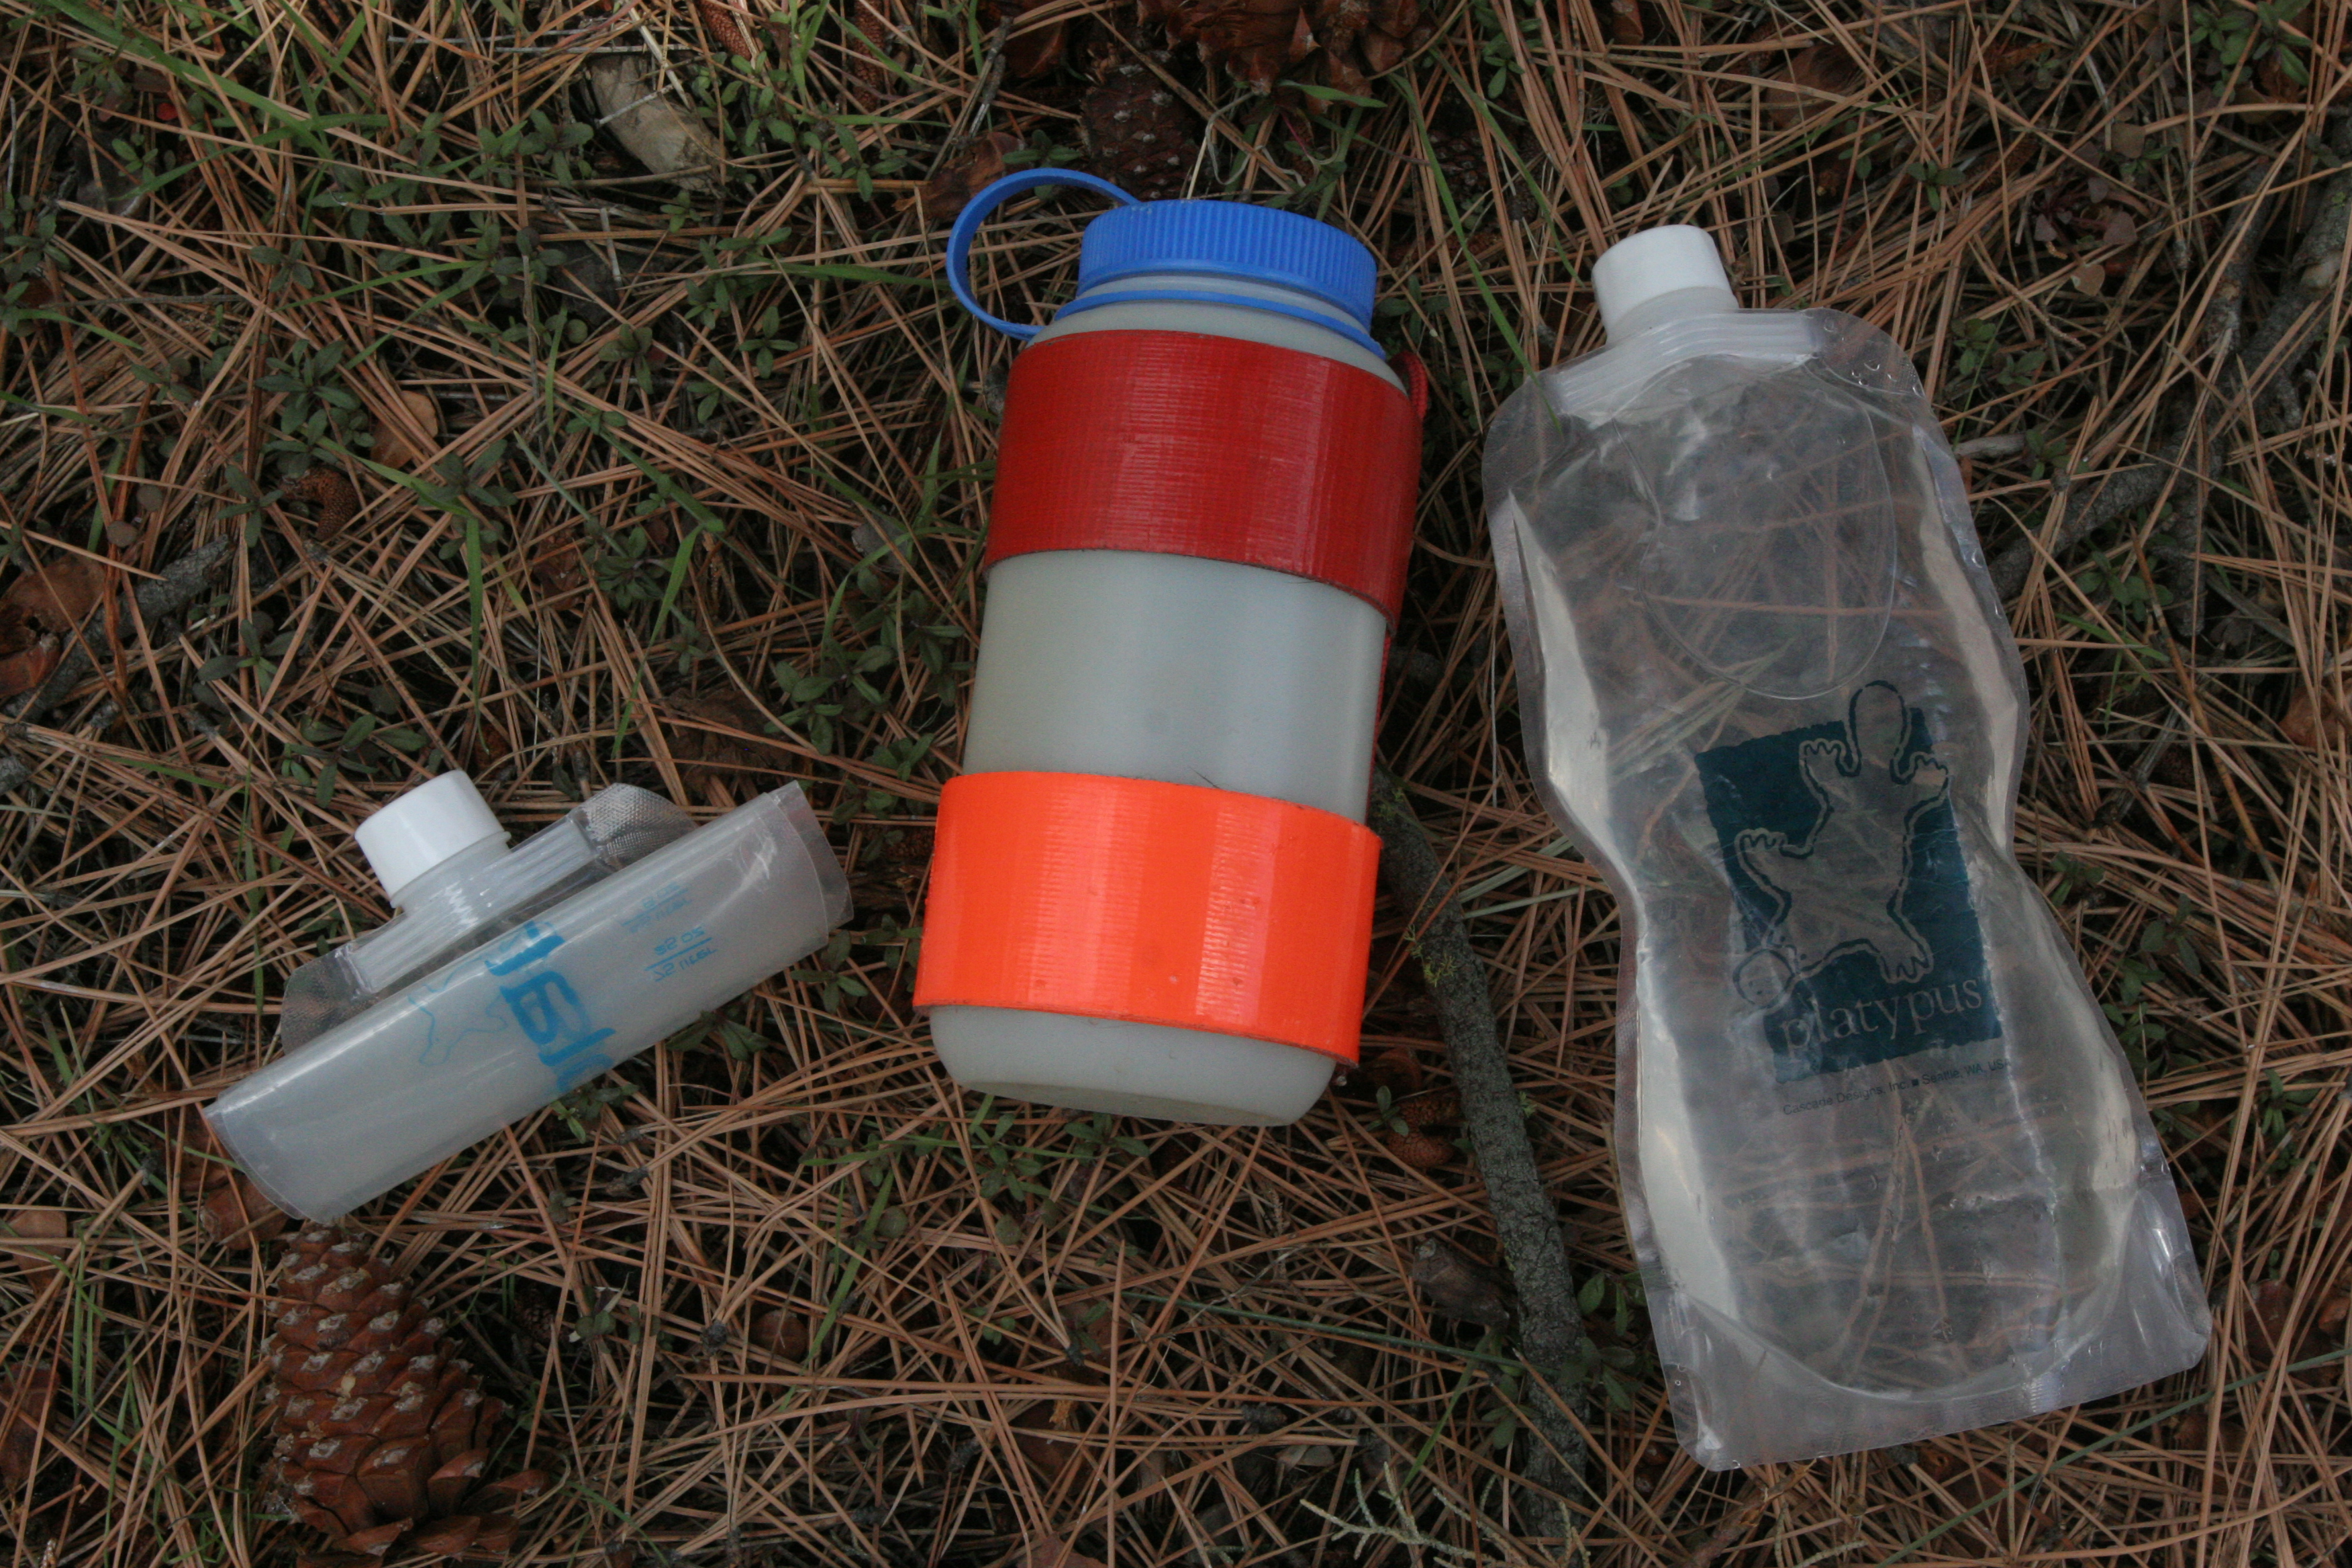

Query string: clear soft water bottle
208 773 850 1219
1483 226 2209 1467
914 171 1424 1124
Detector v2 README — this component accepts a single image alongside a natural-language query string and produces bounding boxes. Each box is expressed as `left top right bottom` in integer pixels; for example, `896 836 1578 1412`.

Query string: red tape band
985 331 1422 622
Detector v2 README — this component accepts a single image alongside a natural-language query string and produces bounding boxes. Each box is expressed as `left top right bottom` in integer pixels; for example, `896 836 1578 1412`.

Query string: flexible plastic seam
985 332 1423 622
913 771 1379 1063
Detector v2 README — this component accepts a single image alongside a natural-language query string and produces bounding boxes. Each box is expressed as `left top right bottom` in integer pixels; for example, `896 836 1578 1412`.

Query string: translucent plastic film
1483 307 2208 1467
210 787 849 1220
278 784 696 1049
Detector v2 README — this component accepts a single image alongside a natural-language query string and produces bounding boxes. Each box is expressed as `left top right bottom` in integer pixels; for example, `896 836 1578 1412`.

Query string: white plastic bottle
208 773 850 1218
1483 226 2210 1466
915 171 1424 1123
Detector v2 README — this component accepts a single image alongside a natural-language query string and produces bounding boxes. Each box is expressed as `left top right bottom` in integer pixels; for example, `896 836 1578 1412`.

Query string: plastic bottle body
279 783 699 1046
209 787 849 1218
1484 307 2208 1466
928 279 1399 1124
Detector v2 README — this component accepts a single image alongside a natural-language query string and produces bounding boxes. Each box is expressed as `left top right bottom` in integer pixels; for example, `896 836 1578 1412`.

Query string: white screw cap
1591 225 1738 341
354 772 507 901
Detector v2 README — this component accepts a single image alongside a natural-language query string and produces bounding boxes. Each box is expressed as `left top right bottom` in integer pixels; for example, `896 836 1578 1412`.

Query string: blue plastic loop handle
947 169 1140 340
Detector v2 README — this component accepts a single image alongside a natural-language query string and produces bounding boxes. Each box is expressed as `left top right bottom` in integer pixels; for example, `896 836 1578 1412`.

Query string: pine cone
1142 0 1429 98
1083 41 1200 201
983 0 1075 77
263 1226 546 1564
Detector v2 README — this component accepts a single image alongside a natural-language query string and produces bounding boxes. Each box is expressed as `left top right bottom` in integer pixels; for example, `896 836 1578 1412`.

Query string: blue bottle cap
1075 200 1376 328
947 170 1381 352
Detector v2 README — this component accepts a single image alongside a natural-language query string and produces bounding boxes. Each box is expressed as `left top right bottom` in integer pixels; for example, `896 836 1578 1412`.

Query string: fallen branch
1369 769 1592 1530
1990 114 2349 605
0 536 234 793
1989 451 2179 603
2241 112 2352 432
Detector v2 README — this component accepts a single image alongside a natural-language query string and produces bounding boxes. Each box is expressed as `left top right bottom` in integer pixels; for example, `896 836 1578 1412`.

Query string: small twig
1990 451 2177 602
1673 1467 1804 1568
2239 112 2352 433
0 536 234 793
1369 769 1593 1529
2154 160 2271 641
1994 133 2323 606
2092 709 2182 829
926 18 1011 179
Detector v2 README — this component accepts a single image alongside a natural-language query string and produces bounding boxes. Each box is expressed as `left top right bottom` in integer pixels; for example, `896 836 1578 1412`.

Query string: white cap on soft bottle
354 772 507 901
1591 226 1739 342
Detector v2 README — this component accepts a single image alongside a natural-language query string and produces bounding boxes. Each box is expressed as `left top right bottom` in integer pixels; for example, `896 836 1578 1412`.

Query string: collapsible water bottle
1484 226 2208 1466
915 172 1424 1124
208 773 850 1218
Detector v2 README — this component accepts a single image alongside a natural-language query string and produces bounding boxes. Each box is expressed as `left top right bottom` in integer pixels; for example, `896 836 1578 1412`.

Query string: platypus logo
1697 683 1998 1081
1735 684 1948 989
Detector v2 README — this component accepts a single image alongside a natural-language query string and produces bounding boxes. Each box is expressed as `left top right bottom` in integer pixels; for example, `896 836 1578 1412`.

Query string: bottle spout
1592 225 1740 343
354 772 509 905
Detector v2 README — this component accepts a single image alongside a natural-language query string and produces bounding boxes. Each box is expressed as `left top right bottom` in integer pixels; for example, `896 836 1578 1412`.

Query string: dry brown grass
1 0 2348 1563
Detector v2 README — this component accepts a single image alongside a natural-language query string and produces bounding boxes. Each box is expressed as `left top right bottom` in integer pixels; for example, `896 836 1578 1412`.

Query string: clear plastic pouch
209 782 850 1220
279 783 698 1048
1484 291 2210 1467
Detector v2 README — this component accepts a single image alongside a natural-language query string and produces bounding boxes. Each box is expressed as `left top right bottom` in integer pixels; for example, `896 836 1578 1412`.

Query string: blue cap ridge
1077 200 1377 327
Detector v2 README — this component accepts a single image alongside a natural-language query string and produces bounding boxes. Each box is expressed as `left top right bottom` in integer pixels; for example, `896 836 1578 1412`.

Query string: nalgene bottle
1483 227 2209 1467
208 772 850 1218
914 171 1424 1123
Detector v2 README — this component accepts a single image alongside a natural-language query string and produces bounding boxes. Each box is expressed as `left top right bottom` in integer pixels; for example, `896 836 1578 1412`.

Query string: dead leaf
200 1179 287 1250
670 691 793 807
1763 44 1861 131
981 0 1067 77
532 539 588 594
285 468 360 536
178 1117 289 1250
919 130 1022 218
2248 1277 2297 1359
587 55 724 193
2 556 107 633
0 1365 57 1489
2109 121 2148 160
1409 1238 1511 1328
0 637 60 703
1608 0 1644 44
2280 686 2345 749
371 389 440 470
750 1310 810 1359
2071 259 2106 296
693 0 754 56
2170 1409 2243 1451
1025 1538 1108 1568
2 1211 71 1287
0 555 108 701
1011 1402 1083 1481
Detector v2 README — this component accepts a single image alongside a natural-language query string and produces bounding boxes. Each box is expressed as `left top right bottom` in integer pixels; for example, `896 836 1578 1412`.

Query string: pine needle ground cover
1 0 2347 1563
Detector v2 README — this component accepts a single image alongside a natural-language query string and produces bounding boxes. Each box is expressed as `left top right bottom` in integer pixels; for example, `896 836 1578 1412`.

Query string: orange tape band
914 772 1379 1063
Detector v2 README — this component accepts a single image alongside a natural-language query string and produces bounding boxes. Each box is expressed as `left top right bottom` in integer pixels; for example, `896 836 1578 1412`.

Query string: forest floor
1 0 2348 1563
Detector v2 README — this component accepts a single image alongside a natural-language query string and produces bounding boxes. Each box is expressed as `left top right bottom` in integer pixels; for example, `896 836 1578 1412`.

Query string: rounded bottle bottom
928 1006 1333 1124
